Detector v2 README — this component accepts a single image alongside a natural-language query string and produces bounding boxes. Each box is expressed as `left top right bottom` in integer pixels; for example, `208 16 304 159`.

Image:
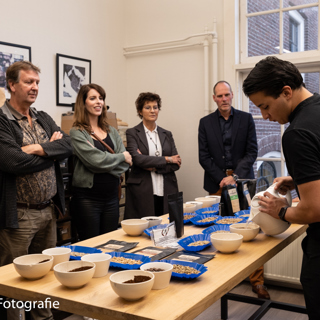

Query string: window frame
288 9 305 52
239 0 319 65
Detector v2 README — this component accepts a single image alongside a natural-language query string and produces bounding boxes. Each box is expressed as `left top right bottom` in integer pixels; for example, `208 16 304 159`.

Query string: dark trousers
72 196 119 241
300 234 320 320
154 195 164 217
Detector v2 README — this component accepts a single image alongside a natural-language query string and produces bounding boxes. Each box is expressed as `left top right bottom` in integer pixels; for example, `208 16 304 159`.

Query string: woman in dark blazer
124 92 181 219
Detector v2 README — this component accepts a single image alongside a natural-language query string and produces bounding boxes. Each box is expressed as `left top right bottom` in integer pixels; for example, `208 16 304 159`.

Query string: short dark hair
6 61 41 93
243 56 303 98
213 81 232 94
135 92 162 119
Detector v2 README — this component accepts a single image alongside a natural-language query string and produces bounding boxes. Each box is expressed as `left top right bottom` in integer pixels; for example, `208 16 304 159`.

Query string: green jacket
70 126 129 188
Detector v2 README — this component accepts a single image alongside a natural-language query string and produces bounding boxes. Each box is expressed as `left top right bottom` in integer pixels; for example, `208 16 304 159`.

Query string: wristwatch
278 206 289 222
166 157 173 163
232 174 239 182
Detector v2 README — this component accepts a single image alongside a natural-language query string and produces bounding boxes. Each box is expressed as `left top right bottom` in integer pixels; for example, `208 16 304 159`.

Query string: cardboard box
61 111 118 135
106 111 118 129
0 88 5 107
56 220 72 241
61 113 74 135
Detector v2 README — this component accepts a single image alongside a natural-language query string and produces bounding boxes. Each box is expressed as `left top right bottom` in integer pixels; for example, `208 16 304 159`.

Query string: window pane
248 13 280 57
283 0 318 8
255 161 277 192
283 7 318 53
303 72 320 93
247 0 279 14
249 100 261 115
254 119 281 158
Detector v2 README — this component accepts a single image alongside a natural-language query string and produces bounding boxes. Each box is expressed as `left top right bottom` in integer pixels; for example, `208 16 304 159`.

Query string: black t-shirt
73 135 119 201
283 93 320 232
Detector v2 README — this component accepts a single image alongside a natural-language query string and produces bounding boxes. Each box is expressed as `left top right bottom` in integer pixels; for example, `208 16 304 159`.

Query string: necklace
146 131 160 156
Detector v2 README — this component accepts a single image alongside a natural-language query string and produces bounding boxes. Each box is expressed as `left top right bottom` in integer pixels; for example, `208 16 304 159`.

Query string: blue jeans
72 196 119 241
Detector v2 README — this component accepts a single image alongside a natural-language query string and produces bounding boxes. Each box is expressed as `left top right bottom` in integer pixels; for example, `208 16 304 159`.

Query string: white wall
1 0 229 203
0 0 126 124
124 0 224 202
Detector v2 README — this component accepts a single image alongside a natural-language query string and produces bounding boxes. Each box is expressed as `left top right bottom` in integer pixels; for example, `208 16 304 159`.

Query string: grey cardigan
70 126 129 188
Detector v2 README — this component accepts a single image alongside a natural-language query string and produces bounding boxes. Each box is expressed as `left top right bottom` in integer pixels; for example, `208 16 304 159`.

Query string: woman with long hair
70 83 131 240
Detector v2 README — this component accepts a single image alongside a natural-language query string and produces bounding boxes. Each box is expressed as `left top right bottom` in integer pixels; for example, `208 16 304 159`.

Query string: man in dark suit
198 81 269 300
198 81 257 195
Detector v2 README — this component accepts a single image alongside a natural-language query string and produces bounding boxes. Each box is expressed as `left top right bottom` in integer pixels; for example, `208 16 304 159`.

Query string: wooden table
0 216 307 320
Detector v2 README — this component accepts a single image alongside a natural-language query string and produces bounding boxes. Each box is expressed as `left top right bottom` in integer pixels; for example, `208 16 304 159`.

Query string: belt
226 169 234 176
17 200 52 210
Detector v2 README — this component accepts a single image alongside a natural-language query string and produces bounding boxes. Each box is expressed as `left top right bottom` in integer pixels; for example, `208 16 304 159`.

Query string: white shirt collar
143 123 158 134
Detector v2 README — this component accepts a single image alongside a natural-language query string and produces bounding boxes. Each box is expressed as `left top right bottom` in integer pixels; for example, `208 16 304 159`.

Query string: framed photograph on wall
0 41 31 99
56 53 91 107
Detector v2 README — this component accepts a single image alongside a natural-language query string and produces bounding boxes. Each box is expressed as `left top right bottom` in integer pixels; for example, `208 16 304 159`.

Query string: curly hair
72 83 109 132
135 92 162 119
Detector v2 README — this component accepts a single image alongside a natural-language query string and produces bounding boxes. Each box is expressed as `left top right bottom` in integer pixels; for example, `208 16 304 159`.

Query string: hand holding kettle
257 182 292 220
250 182 292 236
273 176 295 195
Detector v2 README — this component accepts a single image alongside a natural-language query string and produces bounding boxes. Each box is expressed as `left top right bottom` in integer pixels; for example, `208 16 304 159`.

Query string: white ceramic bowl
229 223 260 241
53 260 95 288
183 203 197 213
140 262 173 290
205 195 221 204
141 216 162 228
110 270 155 300
121 219 149 236
42 247 71 269
13 254 53 280
81 253 111 278
195 197 216 208
210 233 243 253
186 201 203 211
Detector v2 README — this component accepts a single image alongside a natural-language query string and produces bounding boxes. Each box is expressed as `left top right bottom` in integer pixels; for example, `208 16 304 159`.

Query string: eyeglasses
143 106 159 111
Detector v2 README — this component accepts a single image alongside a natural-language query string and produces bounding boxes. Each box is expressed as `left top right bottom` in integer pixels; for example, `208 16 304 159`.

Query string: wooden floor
59 281 307 320
194 281 307 320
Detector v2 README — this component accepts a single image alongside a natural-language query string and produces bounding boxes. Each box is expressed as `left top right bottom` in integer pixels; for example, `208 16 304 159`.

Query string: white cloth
143 124 164 196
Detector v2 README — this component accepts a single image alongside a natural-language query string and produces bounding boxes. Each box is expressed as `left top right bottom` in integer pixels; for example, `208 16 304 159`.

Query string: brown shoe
252 284 270 299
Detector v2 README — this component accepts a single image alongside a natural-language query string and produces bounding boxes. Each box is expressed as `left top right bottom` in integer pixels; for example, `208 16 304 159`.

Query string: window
233 1 320 186
289 18 299 52
240 0 318 63
287 10 305 52
256 161 277 192
240 70 320 183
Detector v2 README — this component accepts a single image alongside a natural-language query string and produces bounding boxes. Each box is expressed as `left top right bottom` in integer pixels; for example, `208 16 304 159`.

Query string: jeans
0 206 56 320
72 196 119 241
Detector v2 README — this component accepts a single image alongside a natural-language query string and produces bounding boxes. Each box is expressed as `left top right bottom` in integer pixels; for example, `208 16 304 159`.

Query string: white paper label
228 188 240 213
244 184 251 206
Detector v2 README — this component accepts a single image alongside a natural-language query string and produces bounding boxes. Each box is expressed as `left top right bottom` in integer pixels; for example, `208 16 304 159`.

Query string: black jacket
124 122 179 218
198 107 257 193
0 102 73 229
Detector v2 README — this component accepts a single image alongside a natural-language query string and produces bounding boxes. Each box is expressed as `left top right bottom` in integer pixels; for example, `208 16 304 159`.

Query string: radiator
264 232 305 288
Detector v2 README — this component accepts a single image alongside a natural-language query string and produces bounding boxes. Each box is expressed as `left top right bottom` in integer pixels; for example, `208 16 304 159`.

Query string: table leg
221 295 228 320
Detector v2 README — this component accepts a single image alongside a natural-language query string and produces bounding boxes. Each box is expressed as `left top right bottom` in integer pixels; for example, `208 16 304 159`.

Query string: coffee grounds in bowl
68 266 93 272
123 276 151 283
145 268 165 272
38 259 51 264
